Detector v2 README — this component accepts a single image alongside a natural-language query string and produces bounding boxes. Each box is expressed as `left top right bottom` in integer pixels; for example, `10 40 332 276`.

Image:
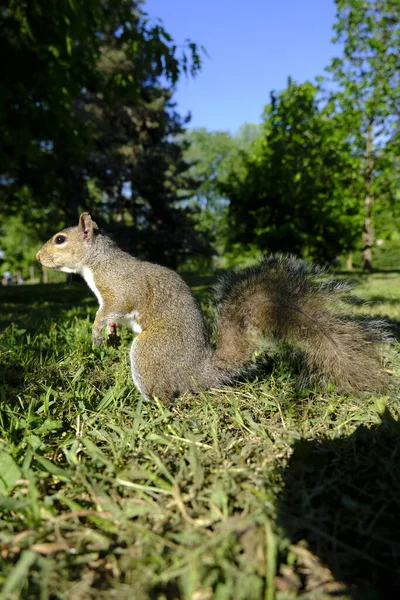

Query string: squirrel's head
36 213 99 274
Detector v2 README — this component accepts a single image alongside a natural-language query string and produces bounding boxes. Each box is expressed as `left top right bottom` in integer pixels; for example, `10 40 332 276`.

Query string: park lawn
0 271 399 600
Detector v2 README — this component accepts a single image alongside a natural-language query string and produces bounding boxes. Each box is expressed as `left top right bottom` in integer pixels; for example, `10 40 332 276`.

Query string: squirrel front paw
107 322 121 348
107 332 121 348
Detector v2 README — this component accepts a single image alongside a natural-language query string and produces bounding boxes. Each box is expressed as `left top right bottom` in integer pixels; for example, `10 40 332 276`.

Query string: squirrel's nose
36 250 41 262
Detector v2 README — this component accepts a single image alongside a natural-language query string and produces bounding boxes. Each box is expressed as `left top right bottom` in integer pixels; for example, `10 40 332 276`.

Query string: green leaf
48 45 60 58
0 450 21 495
34 419 63 435
34 456 71 481
1 550 36 597
65 36 72 56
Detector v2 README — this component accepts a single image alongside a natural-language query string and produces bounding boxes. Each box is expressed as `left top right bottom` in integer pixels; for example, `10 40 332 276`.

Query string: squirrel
36 212 391 402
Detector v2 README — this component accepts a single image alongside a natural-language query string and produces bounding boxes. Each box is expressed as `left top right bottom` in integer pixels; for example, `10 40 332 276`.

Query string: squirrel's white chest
82 267 104 308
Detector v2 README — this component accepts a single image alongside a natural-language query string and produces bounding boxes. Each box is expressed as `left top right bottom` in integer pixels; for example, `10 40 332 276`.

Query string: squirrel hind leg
130 336 152 400
129 333 197 402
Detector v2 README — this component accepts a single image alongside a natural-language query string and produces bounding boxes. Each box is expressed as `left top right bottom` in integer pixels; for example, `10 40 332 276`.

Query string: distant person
2 271 12 285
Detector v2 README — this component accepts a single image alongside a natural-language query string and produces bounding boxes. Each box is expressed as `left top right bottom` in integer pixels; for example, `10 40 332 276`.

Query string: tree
183 125 261 209
181 126 261 260
0 0 201 220
77 37 210 267
372 124 400 265
222 81 363 262
0 0 209 268
327 0 400 269
183 129 239 208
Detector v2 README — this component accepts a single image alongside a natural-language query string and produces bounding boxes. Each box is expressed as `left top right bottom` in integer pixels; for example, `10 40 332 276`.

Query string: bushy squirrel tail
211 254 391 393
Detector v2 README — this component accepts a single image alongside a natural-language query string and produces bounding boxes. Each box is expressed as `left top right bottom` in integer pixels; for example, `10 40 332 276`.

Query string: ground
0 270 399 600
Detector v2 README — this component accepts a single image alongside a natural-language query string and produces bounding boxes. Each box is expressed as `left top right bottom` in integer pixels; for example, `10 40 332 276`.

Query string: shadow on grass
0 283 95 332
364 296 400 308
278 420 400 599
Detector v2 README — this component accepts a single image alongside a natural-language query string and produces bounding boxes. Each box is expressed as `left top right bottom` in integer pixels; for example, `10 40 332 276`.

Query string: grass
0 271 399 600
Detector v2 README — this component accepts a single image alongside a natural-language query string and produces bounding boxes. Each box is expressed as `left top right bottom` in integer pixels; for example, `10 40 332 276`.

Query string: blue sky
144 0 338 133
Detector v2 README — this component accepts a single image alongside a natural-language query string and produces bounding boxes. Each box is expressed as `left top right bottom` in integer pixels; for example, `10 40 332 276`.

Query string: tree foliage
1 0 399 274
0 0 208 268
183 125 261 208
180 126 261 262
221 81 363 262
80 51 211 267
327 0 400 268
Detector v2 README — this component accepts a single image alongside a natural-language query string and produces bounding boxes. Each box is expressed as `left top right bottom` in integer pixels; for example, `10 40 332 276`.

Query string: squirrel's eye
54 235 66 245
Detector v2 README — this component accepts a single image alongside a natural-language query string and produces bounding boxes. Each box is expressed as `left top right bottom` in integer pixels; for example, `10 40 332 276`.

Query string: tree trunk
361 212 373 270
346 251 353 271
361 120 374 270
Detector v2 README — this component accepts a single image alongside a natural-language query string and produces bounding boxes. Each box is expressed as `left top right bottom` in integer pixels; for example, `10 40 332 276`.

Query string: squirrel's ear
79 213 99 243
